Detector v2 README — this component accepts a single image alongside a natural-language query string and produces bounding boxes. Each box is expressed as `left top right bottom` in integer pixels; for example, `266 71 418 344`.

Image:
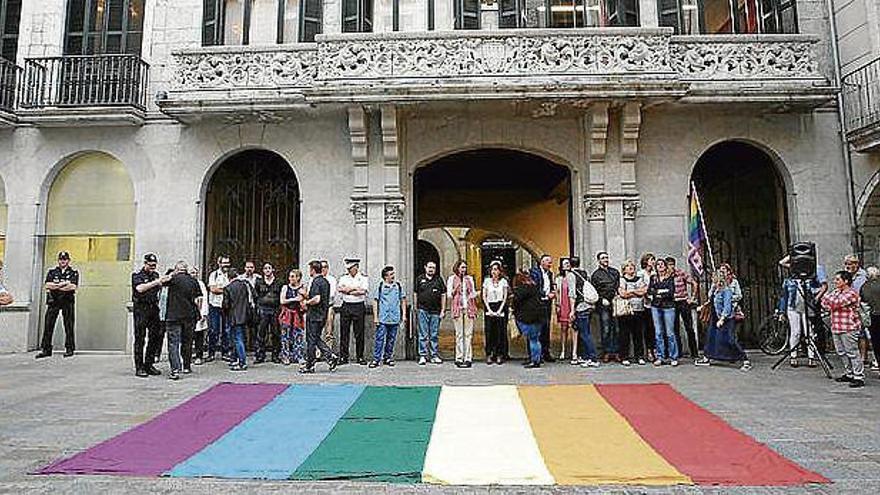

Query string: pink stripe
36 383 288 476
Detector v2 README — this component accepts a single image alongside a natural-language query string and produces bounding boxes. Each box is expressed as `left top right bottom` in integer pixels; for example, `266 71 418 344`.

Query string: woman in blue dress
696 269 752 371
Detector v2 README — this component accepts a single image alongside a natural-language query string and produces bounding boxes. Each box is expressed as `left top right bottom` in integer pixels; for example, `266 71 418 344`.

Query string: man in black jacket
591 251 621 362
131 253 171 377
254 263 283 364
223 267 255 371
164 261 202 380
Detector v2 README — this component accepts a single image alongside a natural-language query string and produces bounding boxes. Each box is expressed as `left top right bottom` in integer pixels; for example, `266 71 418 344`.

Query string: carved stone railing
670 35 821 81
317 29 675 81
160 29 832 117
172 44 317 91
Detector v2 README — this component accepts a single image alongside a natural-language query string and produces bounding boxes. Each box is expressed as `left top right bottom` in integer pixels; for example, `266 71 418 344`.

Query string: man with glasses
131 253 172 377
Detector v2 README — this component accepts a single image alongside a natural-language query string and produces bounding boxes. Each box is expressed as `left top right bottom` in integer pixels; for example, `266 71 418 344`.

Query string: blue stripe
166 384 365 479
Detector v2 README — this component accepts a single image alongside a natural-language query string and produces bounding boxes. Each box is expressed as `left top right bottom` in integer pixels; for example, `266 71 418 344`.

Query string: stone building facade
0 0 863 353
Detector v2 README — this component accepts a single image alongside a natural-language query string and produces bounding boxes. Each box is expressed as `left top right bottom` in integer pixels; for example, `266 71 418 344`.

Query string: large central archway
203 149 300 273
413 148 573 358
691 141 790 344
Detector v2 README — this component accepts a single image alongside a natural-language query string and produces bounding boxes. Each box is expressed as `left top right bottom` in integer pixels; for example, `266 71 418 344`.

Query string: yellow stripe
518 385 692 486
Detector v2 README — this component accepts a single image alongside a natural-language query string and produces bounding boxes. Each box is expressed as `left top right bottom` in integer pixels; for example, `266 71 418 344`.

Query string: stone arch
201 148 301 275
41 151 136 351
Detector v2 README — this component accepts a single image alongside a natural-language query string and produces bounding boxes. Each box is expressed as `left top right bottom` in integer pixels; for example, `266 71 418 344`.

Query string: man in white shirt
337 258 370 364
207 255 231 362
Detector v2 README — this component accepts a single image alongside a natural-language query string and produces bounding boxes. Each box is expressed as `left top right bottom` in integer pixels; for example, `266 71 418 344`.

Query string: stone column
604 199 626 264
351 202 368 268
638 0 659 28
585 199 606 261
324 0 342 33
384 202 404 276
18 0 66 61
623 199 641 260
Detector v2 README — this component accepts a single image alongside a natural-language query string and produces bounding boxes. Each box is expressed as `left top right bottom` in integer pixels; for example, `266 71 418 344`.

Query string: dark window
300 0 323 42
343 0 373 33
499 0 522 27
454 0 480 29
0 0 22 62
202 0 253 46
65 0 144 55
428 0 435 30
658 0 796 34
604 0 639 26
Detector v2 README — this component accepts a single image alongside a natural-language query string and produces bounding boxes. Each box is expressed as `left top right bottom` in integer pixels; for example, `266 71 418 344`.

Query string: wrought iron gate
204 151 300 273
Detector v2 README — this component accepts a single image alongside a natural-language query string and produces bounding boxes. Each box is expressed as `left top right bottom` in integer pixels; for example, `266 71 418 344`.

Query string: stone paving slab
1 352 878 494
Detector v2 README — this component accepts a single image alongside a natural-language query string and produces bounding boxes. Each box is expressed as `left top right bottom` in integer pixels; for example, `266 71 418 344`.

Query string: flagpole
691 181 716 273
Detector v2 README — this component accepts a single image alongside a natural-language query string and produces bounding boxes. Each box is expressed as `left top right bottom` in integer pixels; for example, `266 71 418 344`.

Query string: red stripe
596 383 828 486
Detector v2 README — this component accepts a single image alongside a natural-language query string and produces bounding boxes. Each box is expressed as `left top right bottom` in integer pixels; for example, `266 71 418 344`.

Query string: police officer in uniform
36 251 79 359
132 253 172 377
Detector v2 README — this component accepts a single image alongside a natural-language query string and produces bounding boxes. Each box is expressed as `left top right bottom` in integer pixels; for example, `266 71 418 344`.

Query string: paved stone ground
0 351 878 494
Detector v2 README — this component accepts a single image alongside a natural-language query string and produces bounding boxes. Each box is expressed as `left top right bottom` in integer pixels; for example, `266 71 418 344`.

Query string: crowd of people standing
23 245 879 385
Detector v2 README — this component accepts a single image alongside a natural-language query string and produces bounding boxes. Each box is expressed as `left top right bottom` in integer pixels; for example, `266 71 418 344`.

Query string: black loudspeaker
789 242 817 279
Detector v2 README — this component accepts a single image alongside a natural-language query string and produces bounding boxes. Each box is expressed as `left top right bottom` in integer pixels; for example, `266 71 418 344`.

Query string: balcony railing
20 54 149 110
843 57 880 135
0 57 19 114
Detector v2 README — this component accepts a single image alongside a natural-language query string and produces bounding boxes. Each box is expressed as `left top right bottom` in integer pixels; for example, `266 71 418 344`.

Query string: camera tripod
771 280 834 379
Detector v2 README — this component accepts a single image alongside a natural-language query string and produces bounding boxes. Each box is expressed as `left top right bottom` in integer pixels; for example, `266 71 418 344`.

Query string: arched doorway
203 149 300 273
43 152 135 351
691 141 789 343
414 148 573 358
416 239 441 276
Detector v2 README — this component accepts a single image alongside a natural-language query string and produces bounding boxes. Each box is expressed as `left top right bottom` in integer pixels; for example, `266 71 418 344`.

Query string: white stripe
422 385 554 485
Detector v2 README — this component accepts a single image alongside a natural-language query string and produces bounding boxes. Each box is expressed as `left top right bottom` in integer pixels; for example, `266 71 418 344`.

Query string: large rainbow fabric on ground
37 383 827 486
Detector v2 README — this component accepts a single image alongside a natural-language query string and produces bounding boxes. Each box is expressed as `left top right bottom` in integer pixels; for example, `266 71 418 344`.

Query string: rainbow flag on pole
688 182 708 276
36 383 826 487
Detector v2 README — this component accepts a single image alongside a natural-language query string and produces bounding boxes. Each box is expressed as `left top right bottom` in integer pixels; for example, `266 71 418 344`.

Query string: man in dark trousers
36 251 79 359
529 254 556 362
301 260 338 373
337 258 369 365
132 253 171 377
591 251 621 362
254 262 283 364
163 261 202 380
223 267 255 372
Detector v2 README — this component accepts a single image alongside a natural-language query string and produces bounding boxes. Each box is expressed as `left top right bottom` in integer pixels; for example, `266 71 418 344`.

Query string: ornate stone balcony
160 28 833 120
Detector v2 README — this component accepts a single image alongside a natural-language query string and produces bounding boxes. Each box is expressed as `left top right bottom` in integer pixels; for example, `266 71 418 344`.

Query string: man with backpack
370 265 408 368
567 257 600 367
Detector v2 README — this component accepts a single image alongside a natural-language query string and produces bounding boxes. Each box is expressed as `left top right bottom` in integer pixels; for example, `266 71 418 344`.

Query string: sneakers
621 360 632 367
849 379 865 388
168 371 180 380
328 357 338 372
670 360 679 367
368 360 379 368
523 362 541 369
383 359 396 367
695 357 711 367
135 369 149 378
871 361 880 372
580 360 600 368
182 368 193 374
653 359 663 367
146 366 162 376
739 361 752 372
570 358 581 366
430 356 443 365
35 351 52 359
463 361 472 368
229 364 247 372
418 356 427 366
637 358 647 366
193 358 204 366
299 366 315 374
835 375 854 383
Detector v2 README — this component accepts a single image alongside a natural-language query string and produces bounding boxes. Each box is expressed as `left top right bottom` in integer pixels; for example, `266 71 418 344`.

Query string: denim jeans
166 321 183 372
208 306 228 356
374 323 399 362
652 307 679 360
573 311 598 361
517 320 543 364
597 305 619 354
417 309 441 358
230 324 247 367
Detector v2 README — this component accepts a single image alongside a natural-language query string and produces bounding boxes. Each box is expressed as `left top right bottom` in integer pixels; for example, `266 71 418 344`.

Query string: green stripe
290 386 441 483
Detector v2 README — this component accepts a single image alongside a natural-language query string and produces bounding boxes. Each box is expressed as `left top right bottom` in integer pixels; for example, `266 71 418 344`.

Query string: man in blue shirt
370 265 407 368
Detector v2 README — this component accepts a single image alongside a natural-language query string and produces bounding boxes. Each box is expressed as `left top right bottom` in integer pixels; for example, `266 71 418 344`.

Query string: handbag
733 305 746 322
698 303 712 325
507 314 520 340
612 296 633 317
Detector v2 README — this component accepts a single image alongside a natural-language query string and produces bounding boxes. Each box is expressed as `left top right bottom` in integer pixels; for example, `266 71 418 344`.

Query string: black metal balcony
19 54 149 124
0 57 19 118
843 56 880 150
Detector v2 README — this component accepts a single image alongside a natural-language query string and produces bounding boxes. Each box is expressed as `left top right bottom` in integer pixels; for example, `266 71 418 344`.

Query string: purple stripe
35 383 288 477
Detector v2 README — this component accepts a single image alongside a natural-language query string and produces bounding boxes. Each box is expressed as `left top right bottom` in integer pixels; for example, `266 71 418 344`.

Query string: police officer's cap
57 251 70 260
144 253 158 264
344 258 361 269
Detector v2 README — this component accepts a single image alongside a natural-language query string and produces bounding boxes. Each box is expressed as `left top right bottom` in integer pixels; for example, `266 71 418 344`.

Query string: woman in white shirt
189 266 210 365
482 261 509 365
447 260 478 368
